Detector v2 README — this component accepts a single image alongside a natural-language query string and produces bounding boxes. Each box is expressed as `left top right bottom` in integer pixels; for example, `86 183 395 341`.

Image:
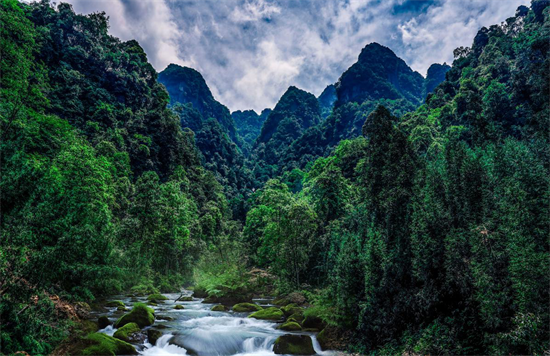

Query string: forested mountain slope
158 64 253 213
251 86 322 180
232 108 271 150
278 43 448 172
243 2 549 354
0 1 234 353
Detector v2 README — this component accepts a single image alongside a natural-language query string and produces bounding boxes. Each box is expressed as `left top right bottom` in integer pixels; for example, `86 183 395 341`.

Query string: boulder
105 300 125 308
177 296 193 302
272 298 290 306
113 322 140 342
248 307 284 321
202 295 218 303
211 304 226 311
147 301 158 306
147 329 163 345
81 320 98 334
74 302 91 319
277 321 302 331
117 305 126 311
287 312 304 324
302 315 326 331
82 332 137 355
233 303 263 312
157 315 174 321
115 303 155 328
273 334 314 355
98 316 111 330
147 294 168 302
281 303 303 317
192 286 208 298
174 304 185 310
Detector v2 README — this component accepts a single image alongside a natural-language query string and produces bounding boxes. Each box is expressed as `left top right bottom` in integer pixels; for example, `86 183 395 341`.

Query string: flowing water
94 291 336 356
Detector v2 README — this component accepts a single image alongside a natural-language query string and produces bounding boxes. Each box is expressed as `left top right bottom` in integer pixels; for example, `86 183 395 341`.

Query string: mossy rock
98 316 111 330
147 301 158 306
248 307 284 321
287 312 304 324
174 304 185 310
277 321 302 331
211 304 226 312
316 328 327 350
117 305 127 311
130 284 159 297
281 303 303 316
302 315 325 331
177 296 193 301
272 298 291 306
202 295 218 303
115 303 155 328
233 302 263 312
81 320 98 334
273 334 314 355
147 329 163 345
147 294 168 301
157 315 174 321
192 286 208 298
113 322 140 342
82 332 137 355
105 300 125 308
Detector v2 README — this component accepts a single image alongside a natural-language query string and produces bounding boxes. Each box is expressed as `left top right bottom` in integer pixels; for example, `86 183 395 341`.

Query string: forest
0 0 548 355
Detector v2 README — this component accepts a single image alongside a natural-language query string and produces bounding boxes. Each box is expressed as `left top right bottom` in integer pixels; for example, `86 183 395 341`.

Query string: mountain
423 63 451 97
278 43 447 171
336 42 425 107
158 64 239 144
318 84 337 119
158 64 251 205
232 108 271 148
253 86 321 167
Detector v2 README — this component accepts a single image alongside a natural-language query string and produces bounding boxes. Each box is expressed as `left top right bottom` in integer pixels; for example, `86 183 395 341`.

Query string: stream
92 291 336 356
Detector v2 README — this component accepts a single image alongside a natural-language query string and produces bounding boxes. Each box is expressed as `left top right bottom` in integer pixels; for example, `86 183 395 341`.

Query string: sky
64 0 526 112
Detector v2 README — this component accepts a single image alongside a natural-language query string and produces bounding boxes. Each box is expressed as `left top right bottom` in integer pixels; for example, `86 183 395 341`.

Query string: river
93 291 336 356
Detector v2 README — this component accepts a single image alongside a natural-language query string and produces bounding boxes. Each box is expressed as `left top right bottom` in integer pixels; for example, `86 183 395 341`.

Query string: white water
96 292 332 356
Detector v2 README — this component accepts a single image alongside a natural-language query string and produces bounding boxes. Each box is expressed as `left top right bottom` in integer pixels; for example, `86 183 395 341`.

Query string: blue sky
65 0 526 112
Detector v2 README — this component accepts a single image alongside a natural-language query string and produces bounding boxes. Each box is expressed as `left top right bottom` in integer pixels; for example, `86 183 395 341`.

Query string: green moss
115 303 155 328
147 329 163 345
147 294 168 301
248 307 284 321
113 322 140 342
233 302 263 312
178 296 193 301
287 312 304 324
273 334 314 355
211 304 226 311
174 304 185 310
81 320 98 334
272 298 290 306
130 284 159 296
105 300 125 308
278 321 302 331
147 301 158 306
83 332 137 355
281 303 303 316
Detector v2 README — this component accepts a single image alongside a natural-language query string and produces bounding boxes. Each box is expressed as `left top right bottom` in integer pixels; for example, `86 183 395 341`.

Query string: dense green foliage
1 0 548 355
232 109 271 149
0 1 231 353
242 3 550 353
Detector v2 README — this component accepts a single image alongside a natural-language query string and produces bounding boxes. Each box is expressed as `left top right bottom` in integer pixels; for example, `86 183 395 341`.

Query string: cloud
230 0 281 22
62 0 527 112
64 0 186 69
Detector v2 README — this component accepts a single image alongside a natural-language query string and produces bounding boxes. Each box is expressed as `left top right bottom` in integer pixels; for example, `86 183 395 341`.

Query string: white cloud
230 0 281 22
62 0 528 112
64 0 187 70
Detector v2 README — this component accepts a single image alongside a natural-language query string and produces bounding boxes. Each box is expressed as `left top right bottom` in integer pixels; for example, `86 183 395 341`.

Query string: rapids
94 291 335 356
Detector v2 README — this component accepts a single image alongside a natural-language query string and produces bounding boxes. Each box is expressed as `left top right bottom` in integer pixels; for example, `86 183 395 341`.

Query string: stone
273 334 314 355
